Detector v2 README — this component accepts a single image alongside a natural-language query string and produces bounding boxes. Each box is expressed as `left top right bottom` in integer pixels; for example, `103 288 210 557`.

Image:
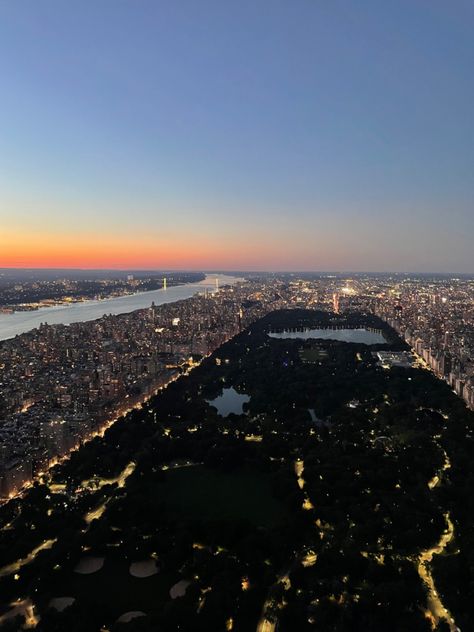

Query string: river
0 274 241 341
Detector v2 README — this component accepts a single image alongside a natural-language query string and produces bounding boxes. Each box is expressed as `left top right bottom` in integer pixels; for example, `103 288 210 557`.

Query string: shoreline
0 279 200 314
0 274 242 341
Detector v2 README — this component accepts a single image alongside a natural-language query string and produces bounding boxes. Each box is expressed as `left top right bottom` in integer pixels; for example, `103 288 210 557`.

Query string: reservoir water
0 274 241 341
269 328 386 345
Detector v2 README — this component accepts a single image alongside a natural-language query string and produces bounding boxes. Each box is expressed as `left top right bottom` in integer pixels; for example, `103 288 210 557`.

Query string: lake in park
269 327 387 345
207 387 250 416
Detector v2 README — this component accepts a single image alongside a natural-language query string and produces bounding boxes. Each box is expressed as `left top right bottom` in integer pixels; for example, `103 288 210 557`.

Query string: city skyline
2 4 474 626
1 1 473 272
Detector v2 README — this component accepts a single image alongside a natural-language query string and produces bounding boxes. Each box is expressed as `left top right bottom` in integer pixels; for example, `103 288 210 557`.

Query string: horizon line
0 266 473 277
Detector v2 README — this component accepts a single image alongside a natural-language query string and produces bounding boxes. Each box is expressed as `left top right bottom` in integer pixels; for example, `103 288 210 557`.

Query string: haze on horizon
0 1 473 273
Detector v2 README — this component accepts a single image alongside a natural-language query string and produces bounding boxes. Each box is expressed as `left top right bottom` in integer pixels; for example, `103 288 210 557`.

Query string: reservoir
0 274 241 341
269 327 386 345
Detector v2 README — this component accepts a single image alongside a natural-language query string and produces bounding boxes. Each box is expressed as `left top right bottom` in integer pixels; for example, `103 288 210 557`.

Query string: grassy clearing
158 466 285 528
45 556 179 620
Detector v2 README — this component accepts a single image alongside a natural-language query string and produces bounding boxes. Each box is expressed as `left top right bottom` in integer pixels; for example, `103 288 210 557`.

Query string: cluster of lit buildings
1 273 473 498
278 274 474 410
0 281 282 497
372 278 474 409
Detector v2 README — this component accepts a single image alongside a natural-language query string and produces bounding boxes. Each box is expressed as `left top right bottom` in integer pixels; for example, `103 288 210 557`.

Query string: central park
0 309 472 632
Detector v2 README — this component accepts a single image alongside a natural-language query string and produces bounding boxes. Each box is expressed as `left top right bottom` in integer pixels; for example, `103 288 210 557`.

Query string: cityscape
2 273 474 501
1 272 473 631
1 1 473 631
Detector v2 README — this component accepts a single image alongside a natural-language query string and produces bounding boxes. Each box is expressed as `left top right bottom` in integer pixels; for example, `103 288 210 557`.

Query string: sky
0 0 473 272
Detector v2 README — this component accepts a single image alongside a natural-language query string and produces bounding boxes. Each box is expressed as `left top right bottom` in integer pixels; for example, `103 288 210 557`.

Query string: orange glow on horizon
0 229 307 270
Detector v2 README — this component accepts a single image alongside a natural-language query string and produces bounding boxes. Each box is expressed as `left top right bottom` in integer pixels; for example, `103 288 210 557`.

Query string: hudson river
0 274 241 341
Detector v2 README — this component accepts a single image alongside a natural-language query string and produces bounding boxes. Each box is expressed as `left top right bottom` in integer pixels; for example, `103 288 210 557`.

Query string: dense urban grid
0 281 267 497
1 275 473 500
0 274 473 631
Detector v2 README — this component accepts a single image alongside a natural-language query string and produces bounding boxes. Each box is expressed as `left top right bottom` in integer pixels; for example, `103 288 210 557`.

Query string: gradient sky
0 0 473 272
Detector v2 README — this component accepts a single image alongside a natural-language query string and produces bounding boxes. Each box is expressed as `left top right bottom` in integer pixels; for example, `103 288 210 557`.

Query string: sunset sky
0 1 473 272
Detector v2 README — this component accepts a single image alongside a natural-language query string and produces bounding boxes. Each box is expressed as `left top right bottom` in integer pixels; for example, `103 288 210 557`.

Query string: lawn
42 555 180 621
299 347 328 364
158 465 285 528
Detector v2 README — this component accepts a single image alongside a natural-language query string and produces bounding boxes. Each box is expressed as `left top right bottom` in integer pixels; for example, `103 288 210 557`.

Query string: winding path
417 512 458 631
417 451 460 632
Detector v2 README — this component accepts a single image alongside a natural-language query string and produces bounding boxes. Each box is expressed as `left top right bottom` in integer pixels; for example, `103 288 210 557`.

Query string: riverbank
0 274 241 341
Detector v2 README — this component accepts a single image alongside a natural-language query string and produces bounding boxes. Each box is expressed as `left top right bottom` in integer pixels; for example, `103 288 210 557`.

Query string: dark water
207 387 250 416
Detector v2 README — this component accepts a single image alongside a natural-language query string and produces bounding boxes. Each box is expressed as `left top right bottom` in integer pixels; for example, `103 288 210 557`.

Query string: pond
269 327 386 345
207 387 250 416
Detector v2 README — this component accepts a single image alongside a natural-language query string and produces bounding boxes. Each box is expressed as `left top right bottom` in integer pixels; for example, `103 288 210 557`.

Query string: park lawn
158 465 285 528
299 347 328 364
46 555 181 619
